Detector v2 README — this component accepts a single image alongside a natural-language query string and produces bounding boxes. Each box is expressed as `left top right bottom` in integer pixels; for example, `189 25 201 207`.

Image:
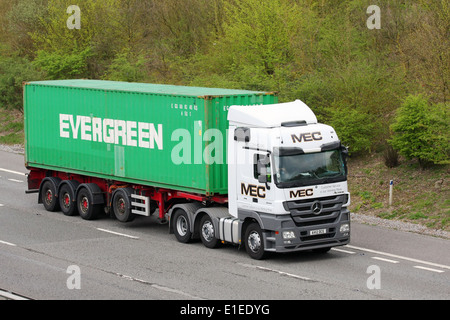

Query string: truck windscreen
274 149 347 188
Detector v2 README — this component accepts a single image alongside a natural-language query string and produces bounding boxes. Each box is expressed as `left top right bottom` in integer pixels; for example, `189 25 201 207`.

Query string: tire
172 209 192 243
77 187 101 220
199 215 220 249
244 222 268 260
59 183 78 216
112 189 135 222
41 180 60 212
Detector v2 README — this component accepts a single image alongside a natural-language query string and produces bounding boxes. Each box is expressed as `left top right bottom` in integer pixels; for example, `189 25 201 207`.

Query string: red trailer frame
27 167 228 220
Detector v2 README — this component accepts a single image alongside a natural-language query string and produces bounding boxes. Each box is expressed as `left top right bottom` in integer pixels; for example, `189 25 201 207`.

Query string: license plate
309 228 327 236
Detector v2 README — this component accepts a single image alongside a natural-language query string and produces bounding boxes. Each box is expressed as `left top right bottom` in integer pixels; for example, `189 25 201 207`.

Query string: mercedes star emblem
311 201 322 215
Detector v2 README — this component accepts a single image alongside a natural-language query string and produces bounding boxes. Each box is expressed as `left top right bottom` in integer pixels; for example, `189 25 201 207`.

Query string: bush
327 106 375 156
0 51 43 112
33 48 92 80
383 144 399 168
389 95 449 168
103 49 146 83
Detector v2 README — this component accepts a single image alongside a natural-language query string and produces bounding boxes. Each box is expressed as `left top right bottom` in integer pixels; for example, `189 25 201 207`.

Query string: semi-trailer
24 80 350 259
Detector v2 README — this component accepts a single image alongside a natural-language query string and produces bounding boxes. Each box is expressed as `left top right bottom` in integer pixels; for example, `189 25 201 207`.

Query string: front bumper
259 209 351 253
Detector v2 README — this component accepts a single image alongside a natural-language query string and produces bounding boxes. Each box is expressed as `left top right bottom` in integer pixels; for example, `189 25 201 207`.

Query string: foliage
102 49 146 83
390 95 449 168
0 46 44 112
327 106 375 155
4 0 47 57
397 0 449 104
33 48 92 79
0 0 447 157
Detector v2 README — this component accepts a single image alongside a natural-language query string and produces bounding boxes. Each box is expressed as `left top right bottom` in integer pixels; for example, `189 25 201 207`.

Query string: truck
24 80 350 259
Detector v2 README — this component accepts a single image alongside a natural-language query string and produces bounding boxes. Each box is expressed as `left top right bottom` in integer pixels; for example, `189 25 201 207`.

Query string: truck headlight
340 223 350 233
282 231 296 239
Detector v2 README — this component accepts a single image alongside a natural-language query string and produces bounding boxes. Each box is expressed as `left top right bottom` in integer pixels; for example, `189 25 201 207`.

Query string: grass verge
348 155 449 231
0 108 24 145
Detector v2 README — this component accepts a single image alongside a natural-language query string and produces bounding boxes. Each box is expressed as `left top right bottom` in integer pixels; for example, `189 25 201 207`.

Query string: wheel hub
63 193 70 208
45 190 53 205
81 197 89 213
201 221 215 242
248 231 261 252
176 215 188 237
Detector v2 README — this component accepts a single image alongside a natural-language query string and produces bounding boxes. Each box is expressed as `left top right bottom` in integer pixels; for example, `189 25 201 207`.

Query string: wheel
41 181 60 212
172 209 192 243
199 215 220 249
112 189 135 222
244 222 268 260
59 183 78 216
77 188 101 220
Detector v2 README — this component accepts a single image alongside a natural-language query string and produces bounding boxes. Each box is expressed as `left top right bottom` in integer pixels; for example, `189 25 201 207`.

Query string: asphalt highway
0 150 449 301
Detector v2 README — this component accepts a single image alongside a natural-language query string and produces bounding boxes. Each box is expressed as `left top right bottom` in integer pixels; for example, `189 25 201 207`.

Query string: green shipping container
24 80 277 195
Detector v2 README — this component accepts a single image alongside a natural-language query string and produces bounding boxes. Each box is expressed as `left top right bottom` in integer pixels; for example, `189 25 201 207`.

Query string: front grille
300 232 336 241
284 195 345 227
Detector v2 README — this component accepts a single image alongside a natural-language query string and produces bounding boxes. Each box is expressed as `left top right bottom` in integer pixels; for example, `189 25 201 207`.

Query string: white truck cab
169 100 350 259
226 100 350 259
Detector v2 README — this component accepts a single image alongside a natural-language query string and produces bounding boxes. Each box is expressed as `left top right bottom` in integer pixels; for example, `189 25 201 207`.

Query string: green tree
390 95 449 168
30 0 119 79
5 0 47 57
103 48 146 82
146 0 226 82
327 106 375 155
32 48 92 79
0 46 44 112
198 0 310 93
397 0 449 104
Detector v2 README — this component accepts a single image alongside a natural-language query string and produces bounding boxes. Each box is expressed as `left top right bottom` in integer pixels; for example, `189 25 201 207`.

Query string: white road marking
0 168 26 176
413 266 445 273
0 240 17 247
346 245 450 271
0 204 4 207
8 179 24 183
371 256 400 264
116 273 203 299
96 228 139 240
332 248 356 254
0 289 30 300
238 263 314 281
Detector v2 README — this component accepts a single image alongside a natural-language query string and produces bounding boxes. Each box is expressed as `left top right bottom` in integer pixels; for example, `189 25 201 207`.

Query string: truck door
236 148 274 210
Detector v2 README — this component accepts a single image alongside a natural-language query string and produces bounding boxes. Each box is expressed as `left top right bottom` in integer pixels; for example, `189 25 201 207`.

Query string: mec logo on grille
289 188 314 199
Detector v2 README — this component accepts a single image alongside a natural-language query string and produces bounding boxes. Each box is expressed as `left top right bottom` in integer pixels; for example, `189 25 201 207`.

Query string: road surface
0 150 449 301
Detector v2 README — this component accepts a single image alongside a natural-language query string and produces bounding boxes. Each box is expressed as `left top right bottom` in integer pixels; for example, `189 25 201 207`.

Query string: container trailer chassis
27 167 228 223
